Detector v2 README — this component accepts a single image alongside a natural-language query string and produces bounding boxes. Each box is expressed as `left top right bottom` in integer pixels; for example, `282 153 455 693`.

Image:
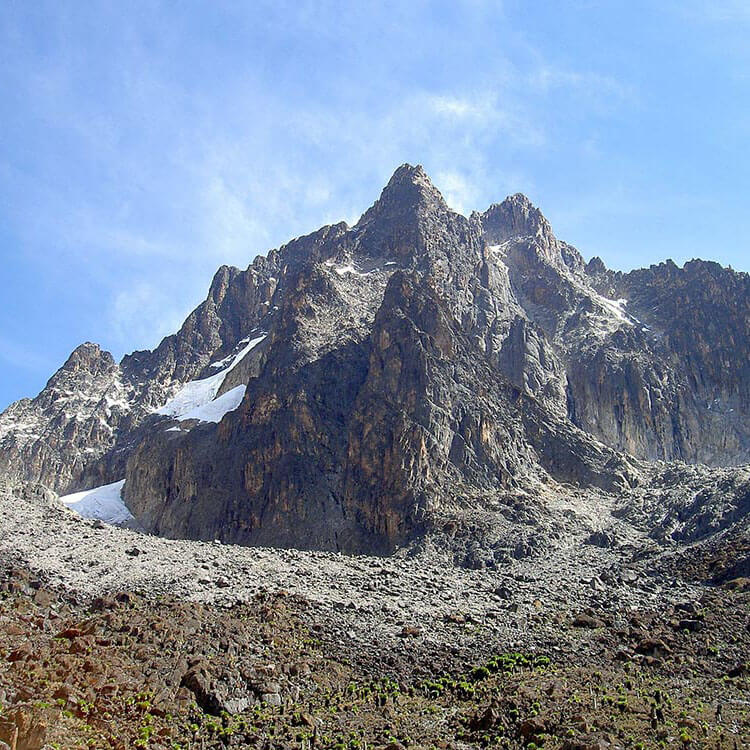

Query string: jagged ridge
1 164 748 556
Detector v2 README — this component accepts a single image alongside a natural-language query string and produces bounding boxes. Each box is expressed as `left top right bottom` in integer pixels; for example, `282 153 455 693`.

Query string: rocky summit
0 165 749 748
1 164 749 560
0 165 750 561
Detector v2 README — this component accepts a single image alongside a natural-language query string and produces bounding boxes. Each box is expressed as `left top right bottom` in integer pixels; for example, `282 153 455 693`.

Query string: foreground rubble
0 562 747 749
0 483 748 748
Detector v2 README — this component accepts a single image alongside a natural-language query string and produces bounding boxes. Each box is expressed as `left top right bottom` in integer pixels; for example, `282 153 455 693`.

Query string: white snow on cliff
156 334 265 422
177 384 246 423
59 479 133 525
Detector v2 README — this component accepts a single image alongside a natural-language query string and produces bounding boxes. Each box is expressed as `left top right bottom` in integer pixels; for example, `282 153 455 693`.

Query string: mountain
1 164 749 557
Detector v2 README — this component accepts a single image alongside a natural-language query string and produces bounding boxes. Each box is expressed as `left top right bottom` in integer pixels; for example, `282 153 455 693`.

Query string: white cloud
201 176 269 265
528 66 627 96
428 95 476 118
0 1 638 381
433 170 475 215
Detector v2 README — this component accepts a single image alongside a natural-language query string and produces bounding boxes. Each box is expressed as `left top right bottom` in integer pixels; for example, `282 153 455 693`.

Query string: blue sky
1 1 749 410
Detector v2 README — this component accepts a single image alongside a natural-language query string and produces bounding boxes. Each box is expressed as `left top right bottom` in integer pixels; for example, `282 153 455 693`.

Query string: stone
399 625 423 638
519 716 545 739
586 531 617 548
300 713 316 728
7 706 54 750
55 627 84 640
0 720 17 750
7 644 33 663
635 638 671 657
444 612 466 624
471 706 499 730
31 589 51 608
678 618 703 633
493 585 512 599
573 613 604 629
52 685 75 702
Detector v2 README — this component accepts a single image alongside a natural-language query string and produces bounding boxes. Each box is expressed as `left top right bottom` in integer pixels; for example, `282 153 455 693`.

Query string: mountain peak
355 164 449 231
505 192 535 208
481 192 556 249
43 342 117 394
62 342 115 372
386 162 432 189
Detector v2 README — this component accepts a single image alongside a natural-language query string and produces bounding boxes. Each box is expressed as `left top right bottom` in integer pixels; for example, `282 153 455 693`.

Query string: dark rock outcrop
1 164 748 555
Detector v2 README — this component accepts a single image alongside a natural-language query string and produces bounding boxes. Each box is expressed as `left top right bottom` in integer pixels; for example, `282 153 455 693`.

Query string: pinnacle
387 162 430 185
504 192 535 208
42 342 116 390
481 192 554 246
355 164 449 230
62 342 114 370
67 342 104 360
380 163 446 203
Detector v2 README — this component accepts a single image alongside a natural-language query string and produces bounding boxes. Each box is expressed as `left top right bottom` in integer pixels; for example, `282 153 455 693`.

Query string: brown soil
0 560 748 750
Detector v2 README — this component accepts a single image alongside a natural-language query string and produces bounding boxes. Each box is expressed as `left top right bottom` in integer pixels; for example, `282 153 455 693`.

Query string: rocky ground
0 482 748 749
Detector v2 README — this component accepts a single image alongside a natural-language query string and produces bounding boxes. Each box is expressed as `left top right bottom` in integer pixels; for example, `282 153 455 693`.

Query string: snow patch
104 393 131 412
205 334 266 373
585 293 641 334
155 370 226 419
156 335 265 422
59 480 134 525
598 297 631 324
179 385 246 423
335 264 358 275
325 259 372 276
208 354 233 370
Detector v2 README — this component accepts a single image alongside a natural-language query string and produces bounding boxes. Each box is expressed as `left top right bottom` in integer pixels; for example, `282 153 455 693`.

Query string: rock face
0 343 128 493
0 257 281 493
1 164 749 555
581 258 750 464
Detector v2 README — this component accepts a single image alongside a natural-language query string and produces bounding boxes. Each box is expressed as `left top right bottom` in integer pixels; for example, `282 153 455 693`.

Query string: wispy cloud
526 66 634 107
433 170 476 215
6 45 630 357
423 92 546 147
201 177 270 261
0 0 658 408
110 281 188 353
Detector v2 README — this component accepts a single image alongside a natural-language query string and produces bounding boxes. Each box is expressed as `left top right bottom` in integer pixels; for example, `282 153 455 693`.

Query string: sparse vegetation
0 562 747 749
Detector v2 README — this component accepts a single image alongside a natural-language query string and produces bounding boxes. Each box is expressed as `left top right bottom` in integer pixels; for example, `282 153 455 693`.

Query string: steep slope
582 257 750 463
0 343 129 492
0 253 280 492
1 164 748 557
480 196 750 465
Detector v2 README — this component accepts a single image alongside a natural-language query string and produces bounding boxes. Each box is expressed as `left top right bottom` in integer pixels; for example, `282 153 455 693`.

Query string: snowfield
156 334 265 422
61 335 266 525
178 384 246 423
59 479 133 525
